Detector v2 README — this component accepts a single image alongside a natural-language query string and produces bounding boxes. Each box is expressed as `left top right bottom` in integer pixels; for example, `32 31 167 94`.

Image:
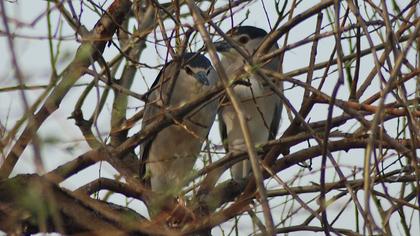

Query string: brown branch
76 177 145 201
283 33 415 79
70 82 103 148
110 3 156 147
268 225 362 236
260 69 417 161
267 174 417 198
272 139 418 175
183 138 419 233
0 174 152 235
44 149 105 184
256 0 335 56
0 0 132 180
314 96 420 117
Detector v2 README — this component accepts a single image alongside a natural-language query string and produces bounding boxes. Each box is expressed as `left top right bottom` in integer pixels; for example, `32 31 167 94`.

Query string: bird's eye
185 66 194 75
206 68 211 75
238 36 249 44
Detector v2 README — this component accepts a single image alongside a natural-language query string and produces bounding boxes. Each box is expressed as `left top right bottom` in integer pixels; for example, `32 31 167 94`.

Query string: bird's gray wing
266 43 282 140
268 101 282 140
218 106 229 152
139 66 170 181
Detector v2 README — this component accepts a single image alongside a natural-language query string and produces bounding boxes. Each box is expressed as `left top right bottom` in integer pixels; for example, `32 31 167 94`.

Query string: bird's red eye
185 66 193 75
238 36 249 44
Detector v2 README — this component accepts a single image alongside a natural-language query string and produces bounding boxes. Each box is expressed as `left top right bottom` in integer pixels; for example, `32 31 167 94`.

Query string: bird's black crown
183 53 211 69
227 26 268 39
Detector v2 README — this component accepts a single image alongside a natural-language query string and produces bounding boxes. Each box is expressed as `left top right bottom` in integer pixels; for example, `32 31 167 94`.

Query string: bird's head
214 26 268 57
181 53 215 86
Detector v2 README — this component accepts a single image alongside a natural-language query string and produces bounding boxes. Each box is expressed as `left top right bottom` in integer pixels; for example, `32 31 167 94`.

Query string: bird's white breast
221 57 266 101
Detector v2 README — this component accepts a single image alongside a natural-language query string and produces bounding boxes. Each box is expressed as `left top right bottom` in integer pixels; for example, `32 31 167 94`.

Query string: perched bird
139 53 218 218
215 26 283 183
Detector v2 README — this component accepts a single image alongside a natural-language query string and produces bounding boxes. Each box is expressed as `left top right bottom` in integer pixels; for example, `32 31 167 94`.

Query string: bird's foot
166 197 196 228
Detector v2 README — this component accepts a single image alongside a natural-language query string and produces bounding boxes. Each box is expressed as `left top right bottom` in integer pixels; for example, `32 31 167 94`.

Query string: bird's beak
194 71 210 85
214 40 232 52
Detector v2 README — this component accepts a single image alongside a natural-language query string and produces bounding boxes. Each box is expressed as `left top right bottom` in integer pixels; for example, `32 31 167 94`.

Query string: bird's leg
230 139 252 183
